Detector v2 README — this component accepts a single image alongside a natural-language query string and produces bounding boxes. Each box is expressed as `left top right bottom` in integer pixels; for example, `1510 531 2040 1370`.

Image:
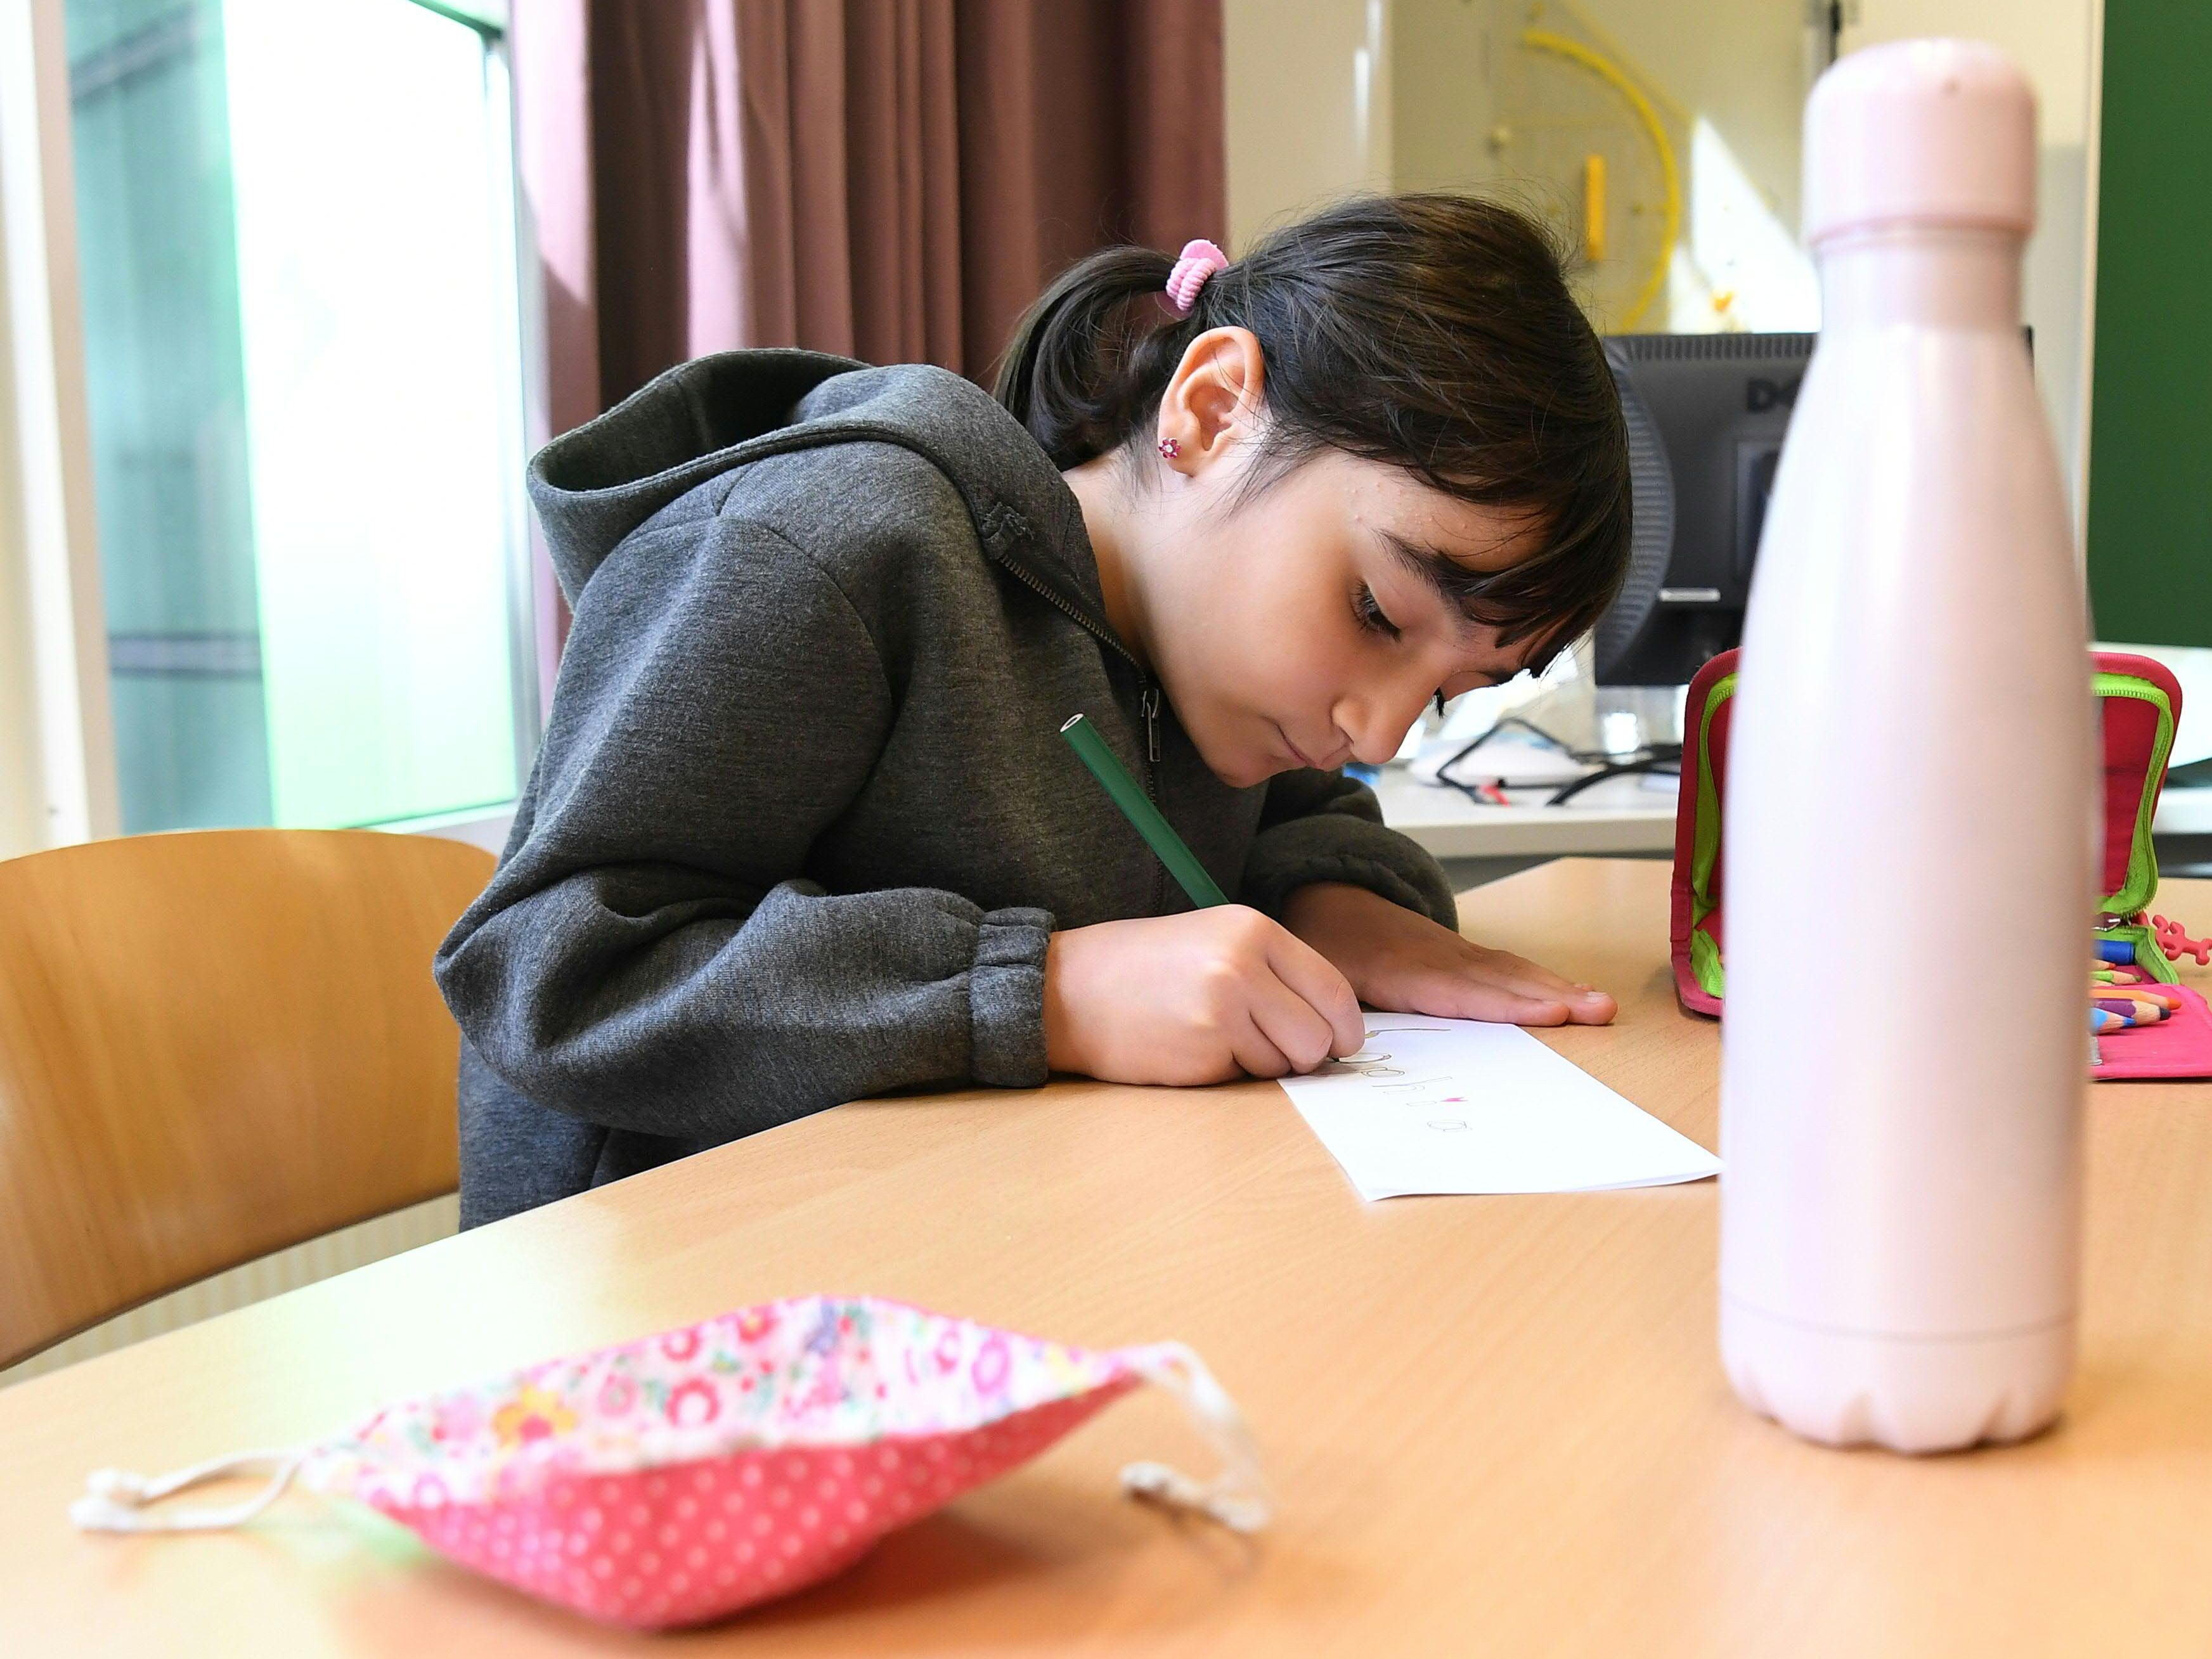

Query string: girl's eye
1354 584 1401 640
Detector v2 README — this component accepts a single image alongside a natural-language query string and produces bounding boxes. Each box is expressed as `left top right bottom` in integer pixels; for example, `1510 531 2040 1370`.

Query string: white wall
1226 0 2100 508
1560 0 1808 228
1286 3 1821 333
1842 0 2098 518
0 270 48 860
1388 1 1490 196
1223 0 1392 254
0 2 44 860
1847 0 2093 145
0 0 119 857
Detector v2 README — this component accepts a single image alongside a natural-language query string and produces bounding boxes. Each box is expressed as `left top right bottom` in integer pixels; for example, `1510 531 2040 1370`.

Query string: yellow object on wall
1520 26 1681 329
1582 152 1607 262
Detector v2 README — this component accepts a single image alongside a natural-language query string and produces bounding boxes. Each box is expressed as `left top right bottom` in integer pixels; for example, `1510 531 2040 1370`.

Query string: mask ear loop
72 1349 1274 1536
1118 1342 1272 1533
71 1449 306 1533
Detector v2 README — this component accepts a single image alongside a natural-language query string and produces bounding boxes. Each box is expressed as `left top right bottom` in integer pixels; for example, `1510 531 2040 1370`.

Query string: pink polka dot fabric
295 1296 1185 1629
387 1391 1125 1628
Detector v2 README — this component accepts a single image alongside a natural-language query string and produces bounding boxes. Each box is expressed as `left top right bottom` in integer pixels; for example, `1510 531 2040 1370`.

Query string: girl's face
1143 448 1543 788
1073 328 1549 791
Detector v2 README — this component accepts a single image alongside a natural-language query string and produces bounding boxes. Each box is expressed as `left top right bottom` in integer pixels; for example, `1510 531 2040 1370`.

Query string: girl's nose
1339 685 1432 766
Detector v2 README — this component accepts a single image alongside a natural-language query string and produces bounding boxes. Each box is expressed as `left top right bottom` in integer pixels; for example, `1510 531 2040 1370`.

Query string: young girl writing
438 195 1631 1227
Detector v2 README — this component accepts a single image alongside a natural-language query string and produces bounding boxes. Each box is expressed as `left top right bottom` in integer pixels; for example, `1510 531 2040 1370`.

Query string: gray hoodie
436 351 1456 1226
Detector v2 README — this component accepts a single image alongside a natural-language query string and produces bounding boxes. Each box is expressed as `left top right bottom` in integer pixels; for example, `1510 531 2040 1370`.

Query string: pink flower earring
1158 437 1181 460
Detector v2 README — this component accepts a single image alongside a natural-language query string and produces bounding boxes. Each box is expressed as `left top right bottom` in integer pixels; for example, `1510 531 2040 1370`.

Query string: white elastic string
71 1449 305 1533
1118 1342 1272 1533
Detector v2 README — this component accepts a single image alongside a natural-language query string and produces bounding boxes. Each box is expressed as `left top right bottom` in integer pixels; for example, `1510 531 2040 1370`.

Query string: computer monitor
1594 332 1814 687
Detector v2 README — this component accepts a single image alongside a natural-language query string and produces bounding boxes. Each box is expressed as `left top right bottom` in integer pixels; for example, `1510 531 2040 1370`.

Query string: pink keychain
72 1294 1266 1630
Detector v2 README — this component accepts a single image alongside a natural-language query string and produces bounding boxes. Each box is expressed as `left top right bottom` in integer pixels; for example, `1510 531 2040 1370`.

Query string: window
64 0 534 832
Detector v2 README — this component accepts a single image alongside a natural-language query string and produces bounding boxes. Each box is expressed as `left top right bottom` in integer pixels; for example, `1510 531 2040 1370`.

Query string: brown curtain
515 0 1226 427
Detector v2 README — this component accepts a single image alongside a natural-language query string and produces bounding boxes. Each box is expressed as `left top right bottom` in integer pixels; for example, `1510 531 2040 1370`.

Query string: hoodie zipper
990 547 1172 911
987 547 1135 668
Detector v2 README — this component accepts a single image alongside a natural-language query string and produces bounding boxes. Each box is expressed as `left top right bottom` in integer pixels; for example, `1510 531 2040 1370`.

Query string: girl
438 195 1631 1227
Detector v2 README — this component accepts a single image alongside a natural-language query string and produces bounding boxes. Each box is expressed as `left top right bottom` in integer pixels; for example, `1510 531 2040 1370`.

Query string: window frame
0 0 546 853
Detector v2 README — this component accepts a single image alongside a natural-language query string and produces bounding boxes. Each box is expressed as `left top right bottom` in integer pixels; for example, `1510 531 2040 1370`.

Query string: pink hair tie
1164 238 1229 316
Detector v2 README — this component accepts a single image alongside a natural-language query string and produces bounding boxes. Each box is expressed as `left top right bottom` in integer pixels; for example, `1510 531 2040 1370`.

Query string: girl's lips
1277 728 1342 771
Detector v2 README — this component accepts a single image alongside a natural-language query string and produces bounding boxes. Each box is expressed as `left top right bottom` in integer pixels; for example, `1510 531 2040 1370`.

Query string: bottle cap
1802 39 2036 245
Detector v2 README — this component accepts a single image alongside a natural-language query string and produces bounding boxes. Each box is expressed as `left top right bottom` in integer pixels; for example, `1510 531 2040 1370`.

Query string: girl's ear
1156 327 1265 474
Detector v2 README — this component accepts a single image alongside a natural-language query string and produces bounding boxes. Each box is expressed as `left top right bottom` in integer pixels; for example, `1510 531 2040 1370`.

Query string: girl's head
997 194 1631 788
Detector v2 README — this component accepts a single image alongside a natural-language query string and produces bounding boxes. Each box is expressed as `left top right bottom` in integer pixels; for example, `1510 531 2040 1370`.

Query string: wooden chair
0 829 495 1369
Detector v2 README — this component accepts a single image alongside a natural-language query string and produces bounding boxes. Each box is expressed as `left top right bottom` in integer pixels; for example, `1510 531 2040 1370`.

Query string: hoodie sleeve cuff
969 906 1052 1087
1241 820 1460 931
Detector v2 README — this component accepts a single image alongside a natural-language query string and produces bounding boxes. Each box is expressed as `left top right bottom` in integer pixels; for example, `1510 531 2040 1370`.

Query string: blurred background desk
2154 785 2212 877
1372 761 1679 889
1377 765 2212 888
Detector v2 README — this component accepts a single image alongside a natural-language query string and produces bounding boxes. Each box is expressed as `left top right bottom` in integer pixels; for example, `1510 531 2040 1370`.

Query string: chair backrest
0 829 495 1368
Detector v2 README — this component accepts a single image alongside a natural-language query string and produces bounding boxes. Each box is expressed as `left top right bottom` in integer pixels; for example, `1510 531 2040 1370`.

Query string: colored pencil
2088 986 2180 1011
1058 713 1229 908
2095 998 2164 1022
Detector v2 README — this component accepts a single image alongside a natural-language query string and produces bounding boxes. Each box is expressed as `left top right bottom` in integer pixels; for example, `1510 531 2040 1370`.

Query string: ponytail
993 195 1633 657
994 247 1187 469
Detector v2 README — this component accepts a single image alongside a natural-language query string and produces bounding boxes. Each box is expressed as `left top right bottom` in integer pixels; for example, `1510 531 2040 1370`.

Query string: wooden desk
6 861 2211 1657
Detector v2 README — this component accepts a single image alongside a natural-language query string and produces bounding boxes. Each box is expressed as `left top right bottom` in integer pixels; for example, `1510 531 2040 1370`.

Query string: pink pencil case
1669 649 2212 1081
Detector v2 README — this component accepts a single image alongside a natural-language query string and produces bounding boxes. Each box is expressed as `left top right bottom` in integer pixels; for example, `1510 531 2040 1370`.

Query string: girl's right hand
1042 907 1366 1085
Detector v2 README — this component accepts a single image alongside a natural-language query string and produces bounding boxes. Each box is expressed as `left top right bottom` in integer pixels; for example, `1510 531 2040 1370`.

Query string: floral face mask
71 1295 1264 1630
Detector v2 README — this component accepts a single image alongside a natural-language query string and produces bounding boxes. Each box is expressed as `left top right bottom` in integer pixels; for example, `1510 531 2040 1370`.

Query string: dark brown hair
995 194 1631 659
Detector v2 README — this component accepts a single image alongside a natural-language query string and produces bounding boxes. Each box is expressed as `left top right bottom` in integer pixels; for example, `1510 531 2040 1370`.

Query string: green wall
2085 1 2212 647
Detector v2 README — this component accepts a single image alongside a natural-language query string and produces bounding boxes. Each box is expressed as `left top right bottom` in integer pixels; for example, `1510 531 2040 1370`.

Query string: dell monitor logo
1746 375 1802 413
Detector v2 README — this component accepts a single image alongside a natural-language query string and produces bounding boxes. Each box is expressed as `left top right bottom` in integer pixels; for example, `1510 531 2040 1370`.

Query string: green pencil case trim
2091 671 2175 921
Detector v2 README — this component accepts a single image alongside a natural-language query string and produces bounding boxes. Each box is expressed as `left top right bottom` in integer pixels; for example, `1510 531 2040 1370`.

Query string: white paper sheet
1277 1014 1721 1201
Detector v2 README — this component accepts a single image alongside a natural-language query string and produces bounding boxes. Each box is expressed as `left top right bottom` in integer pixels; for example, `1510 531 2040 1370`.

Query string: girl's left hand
1280 881 1617 1027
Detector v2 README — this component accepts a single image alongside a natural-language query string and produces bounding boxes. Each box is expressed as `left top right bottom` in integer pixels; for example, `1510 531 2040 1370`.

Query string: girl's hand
1043 907 1366 1084
1281 881 1617 1026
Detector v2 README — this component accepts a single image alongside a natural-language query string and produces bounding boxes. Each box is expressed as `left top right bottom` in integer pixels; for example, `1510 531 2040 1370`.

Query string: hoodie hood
527 351 1108 630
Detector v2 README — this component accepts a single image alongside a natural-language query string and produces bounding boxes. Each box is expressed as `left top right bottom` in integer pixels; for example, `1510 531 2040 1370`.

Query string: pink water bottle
1718 41 2094 1452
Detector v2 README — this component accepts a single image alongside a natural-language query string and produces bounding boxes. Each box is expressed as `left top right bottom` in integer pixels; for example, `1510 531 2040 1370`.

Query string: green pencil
1058 713 1230 908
